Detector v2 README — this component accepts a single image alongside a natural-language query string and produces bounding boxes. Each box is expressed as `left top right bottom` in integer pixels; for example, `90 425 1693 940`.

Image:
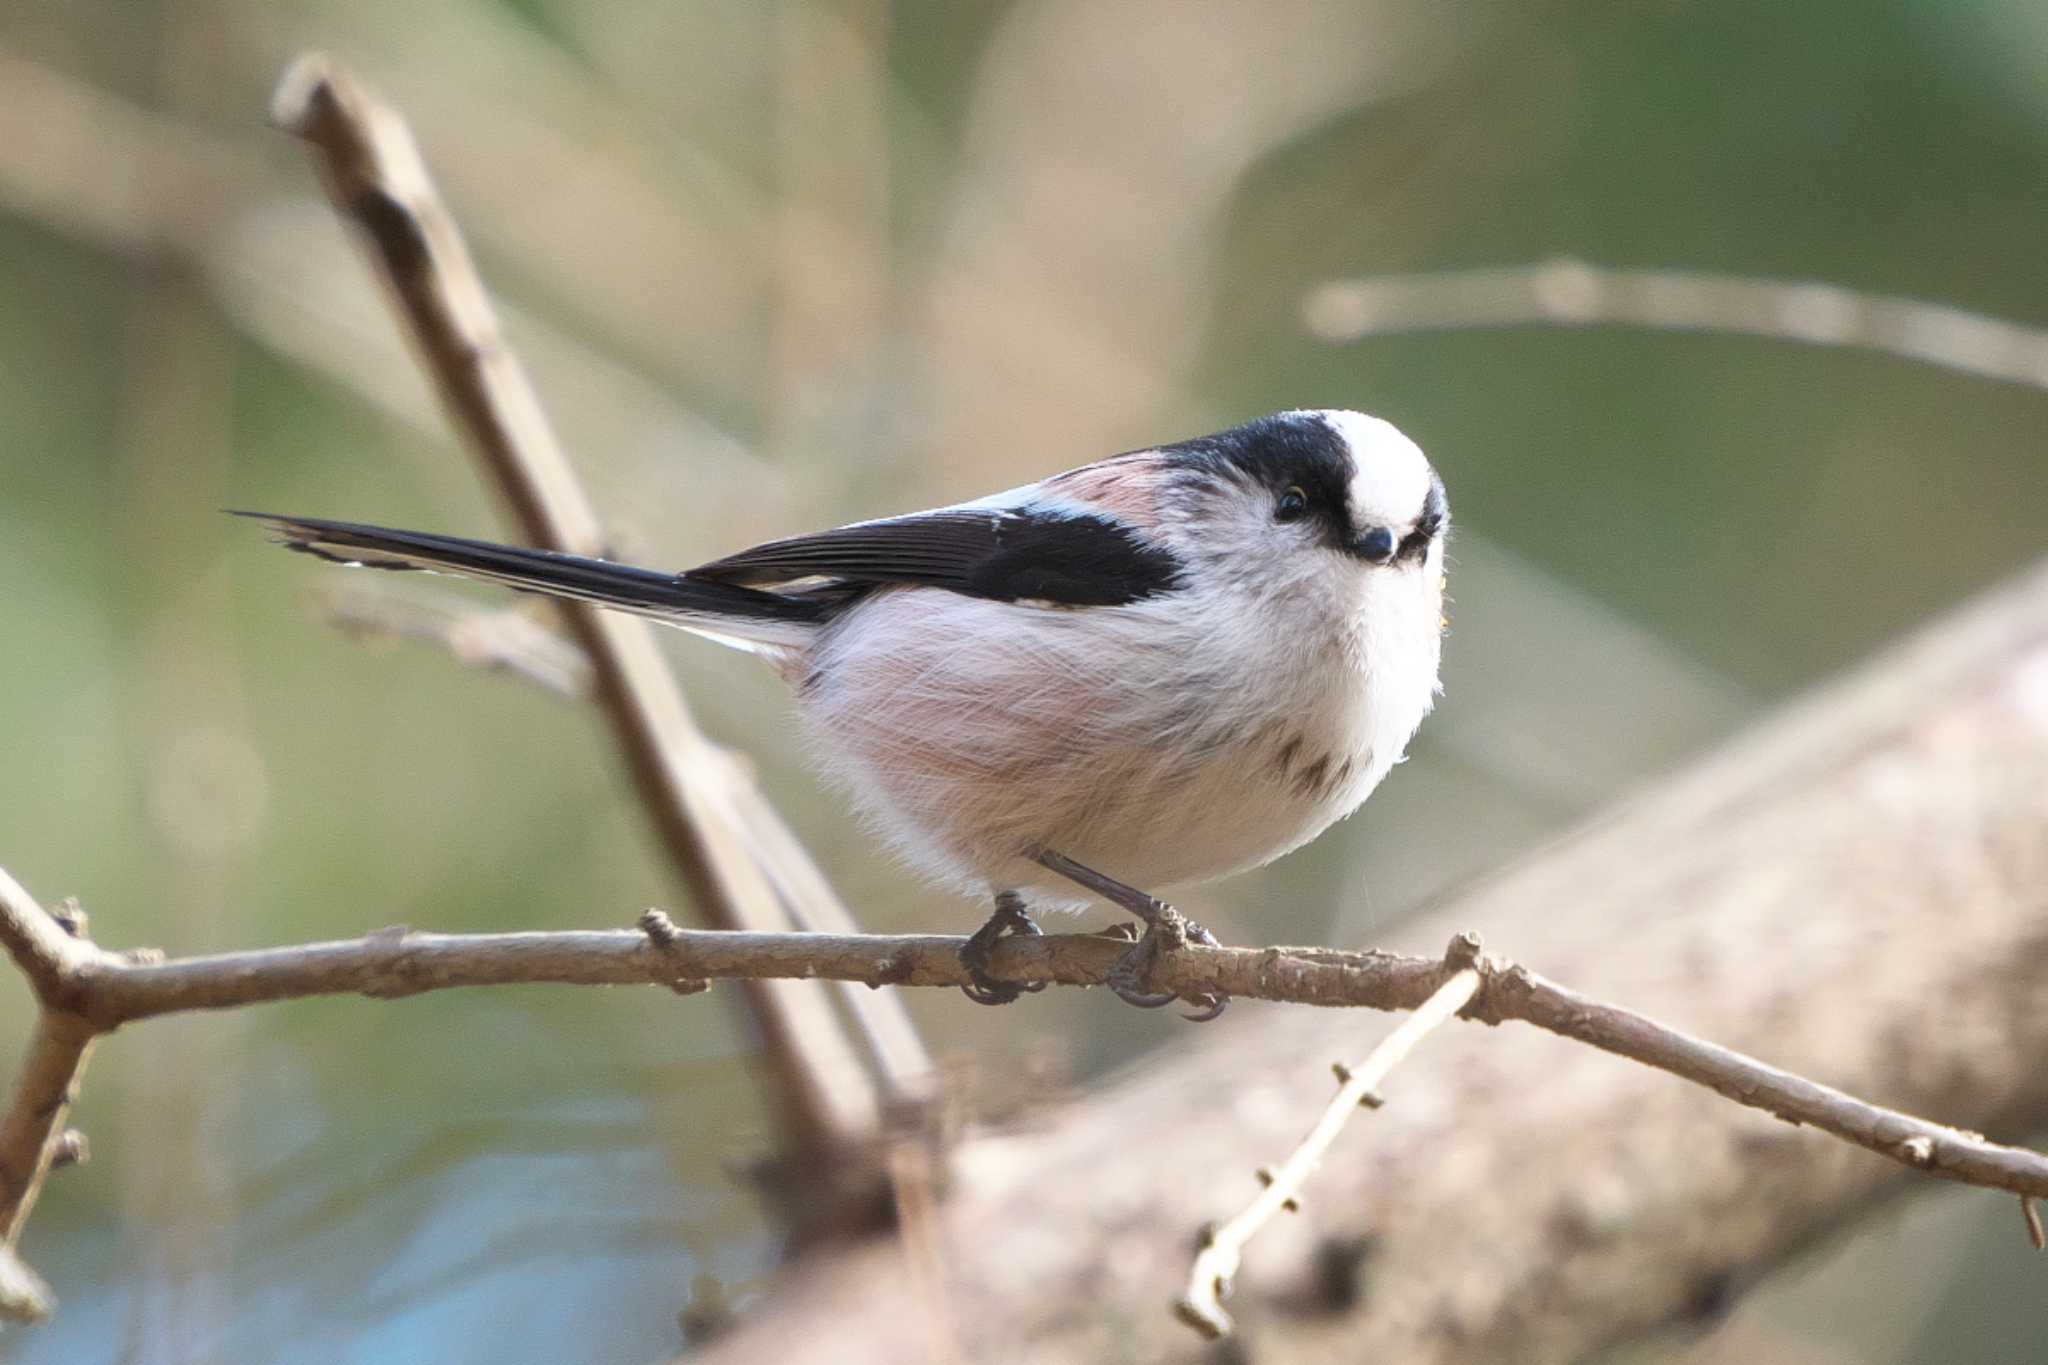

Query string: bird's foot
959 892 1047 1007
1105 910 1228 1022
1030 849 1228 1022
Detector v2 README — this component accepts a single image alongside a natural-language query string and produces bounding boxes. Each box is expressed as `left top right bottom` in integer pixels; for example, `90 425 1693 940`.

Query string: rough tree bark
696 560 2048 1364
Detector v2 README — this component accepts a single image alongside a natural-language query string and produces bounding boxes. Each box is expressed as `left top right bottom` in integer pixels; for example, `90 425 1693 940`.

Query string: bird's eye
1274 486 1309 523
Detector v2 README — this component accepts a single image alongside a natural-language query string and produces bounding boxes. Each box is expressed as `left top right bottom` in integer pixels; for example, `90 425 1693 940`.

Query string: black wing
686 507 1184 608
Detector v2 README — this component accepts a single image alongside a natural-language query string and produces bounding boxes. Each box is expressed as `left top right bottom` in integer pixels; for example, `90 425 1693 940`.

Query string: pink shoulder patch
1039 453 1171 530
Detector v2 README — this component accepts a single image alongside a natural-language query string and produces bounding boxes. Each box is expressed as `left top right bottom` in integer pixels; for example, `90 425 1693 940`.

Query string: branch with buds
5 862 2045 1328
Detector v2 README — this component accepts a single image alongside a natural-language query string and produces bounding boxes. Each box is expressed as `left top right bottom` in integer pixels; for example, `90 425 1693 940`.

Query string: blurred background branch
272 52 931 1215
312 582 594 700
1304 259 2048 394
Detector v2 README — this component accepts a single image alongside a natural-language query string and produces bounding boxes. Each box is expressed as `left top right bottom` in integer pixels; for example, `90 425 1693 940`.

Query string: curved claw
958 894 1047 1006
1106 939 1178 1009
1105 918 1229 1019
962 976 1027 1007
1110 981 1179 1009
1023 851 1234 1019
960 960 1048 1006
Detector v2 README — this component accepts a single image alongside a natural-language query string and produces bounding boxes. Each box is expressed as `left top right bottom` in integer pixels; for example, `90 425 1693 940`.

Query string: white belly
799 573 1441 909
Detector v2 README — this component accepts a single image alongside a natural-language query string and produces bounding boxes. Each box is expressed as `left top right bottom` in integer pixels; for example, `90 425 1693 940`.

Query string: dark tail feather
229 512 830 649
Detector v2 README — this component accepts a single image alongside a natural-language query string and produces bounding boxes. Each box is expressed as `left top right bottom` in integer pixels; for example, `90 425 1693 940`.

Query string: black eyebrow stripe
1396 476 1449 563
1420 476 1448 531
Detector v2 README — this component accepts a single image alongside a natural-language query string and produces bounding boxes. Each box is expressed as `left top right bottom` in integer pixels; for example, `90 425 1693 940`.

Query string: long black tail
232 512 831 650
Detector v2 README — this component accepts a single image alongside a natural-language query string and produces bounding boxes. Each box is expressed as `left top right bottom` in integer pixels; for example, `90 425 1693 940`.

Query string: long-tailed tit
239 409 1449 1019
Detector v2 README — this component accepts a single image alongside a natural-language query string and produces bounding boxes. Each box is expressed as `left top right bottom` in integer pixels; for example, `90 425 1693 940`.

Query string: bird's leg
958 890 1048 1007
1030 849 1227 1022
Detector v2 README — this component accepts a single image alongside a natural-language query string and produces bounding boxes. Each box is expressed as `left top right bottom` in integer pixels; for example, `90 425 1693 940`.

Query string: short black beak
1351 526 1399 564
1351 475 1447 566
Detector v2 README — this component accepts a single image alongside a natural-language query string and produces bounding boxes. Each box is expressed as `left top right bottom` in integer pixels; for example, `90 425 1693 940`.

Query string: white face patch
1313 409 1435 532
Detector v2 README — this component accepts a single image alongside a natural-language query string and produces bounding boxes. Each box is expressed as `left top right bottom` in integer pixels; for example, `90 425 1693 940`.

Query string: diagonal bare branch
268 53 930 1171
1179 946 1484 1338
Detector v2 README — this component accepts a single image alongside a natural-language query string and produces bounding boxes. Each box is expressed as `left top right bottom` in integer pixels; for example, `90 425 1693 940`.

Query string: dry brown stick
1302 258 2048 393
6 867 2048 1227
268 53 930 1166
0 1017 96 1247
1178 945 1485 1339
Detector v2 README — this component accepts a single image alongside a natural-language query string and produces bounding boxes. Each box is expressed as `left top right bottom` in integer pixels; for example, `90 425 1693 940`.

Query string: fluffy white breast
797 549 1443 906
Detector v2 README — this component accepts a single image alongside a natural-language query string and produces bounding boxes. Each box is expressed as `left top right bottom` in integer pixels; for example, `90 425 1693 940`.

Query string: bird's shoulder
685 455 1188 609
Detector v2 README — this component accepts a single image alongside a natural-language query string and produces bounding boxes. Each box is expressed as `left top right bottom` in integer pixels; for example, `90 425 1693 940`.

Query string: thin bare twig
0 1017 97 1253
0 873 103 1322
269 53 930 1172
7 865 2048 1251
1177 937 1484 1339
1303 258 2048 393
314 582 594 699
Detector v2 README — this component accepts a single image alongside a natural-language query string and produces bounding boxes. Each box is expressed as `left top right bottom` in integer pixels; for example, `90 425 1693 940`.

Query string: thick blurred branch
1304 259 2048 393
269 54 930 1180
697 558 2048 1365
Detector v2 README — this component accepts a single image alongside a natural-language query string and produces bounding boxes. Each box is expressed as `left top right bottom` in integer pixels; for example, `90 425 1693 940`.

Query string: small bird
238 409 1448 1019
